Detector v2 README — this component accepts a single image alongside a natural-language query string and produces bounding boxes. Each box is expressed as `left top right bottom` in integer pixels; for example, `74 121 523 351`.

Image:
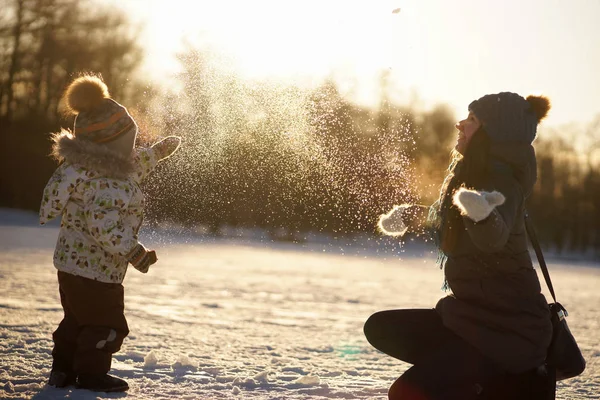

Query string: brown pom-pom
526 95 551 122
64 75 110 114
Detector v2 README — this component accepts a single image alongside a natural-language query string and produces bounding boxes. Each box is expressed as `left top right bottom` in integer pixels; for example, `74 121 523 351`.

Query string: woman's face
455 111 482 154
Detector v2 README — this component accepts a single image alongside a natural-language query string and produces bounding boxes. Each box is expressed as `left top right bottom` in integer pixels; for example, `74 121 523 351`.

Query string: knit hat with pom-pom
468 92 551 144
64 75 137 145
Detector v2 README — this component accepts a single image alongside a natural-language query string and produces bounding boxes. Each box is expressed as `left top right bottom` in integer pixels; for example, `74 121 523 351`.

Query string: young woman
366 92 555 399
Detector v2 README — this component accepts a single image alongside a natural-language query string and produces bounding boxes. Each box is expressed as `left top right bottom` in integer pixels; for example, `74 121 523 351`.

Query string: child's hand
127 244 158 273
453 187 505 222
152 136 181 160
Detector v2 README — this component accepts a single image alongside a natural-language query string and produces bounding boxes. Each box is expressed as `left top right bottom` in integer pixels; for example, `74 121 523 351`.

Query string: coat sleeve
131 147 160 184
131 137 181 183
462 174 523 253
39 165 74 225
83 179 140 257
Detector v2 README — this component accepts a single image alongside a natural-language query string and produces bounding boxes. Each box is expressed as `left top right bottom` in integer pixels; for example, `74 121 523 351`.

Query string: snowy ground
0 208 598 399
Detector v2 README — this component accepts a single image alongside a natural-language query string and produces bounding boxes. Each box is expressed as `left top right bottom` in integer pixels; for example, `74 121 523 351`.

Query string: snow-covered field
0 208 598 399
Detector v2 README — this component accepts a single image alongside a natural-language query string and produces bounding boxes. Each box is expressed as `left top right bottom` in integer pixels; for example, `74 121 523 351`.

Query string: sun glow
141 1 396 77
113 0 407 105
111 0 600 126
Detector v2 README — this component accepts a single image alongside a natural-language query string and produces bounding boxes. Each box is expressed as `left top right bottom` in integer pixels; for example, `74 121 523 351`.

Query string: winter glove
377 204 411 236
126 244 158 273
152 136 181 160
452 187 505 222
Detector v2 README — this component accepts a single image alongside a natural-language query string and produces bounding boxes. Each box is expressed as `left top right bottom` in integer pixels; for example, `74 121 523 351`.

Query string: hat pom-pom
64 75 109 114
526 95 551 122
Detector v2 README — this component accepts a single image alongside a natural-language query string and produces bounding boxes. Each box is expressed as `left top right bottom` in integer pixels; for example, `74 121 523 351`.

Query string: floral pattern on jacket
40 133 162 283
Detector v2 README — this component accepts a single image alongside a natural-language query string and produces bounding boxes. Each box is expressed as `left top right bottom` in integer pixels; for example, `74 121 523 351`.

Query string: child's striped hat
64 75 137 143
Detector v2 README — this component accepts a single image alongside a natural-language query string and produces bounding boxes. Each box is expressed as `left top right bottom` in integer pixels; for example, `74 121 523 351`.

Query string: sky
109 0 600 129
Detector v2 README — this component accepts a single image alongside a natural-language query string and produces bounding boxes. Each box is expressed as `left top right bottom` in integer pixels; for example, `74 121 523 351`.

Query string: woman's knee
363 310 389 342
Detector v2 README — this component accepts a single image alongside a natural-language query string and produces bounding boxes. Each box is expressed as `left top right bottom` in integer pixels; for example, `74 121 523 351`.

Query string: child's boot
48 369 77 388
77 373 129 392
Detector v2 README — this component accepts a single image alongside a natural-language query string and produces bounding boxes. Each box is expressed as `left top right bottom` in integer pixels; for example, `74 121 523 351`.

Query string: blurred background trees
530 120 600 257
0 0 598 258
0 0 143 210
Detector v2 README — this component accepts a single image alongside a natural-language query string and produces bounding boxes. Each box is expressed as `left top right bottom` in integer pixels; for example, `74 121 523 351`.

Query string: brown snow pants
52 271 129 375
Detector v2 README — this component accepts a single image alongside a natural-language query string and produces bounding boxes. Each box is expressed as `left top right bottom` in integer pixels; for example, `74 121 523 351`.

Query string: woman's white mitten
378 204 411 236
453 188 505 222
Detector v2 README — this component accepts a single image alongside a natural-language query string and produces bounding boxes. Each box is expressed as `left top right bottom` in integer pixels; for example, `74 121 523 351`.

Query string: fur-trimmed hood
51 129 134 180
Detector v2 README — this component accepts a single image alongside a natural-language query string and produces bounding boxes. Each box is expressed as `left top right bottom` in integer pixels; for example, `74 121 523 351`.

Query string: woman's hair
459 126 491 190
435 126 491 253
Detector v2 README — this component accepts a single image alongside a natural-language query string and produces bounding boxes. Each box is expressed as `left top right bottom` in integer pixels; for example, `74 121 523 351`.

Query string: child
39 75 181 392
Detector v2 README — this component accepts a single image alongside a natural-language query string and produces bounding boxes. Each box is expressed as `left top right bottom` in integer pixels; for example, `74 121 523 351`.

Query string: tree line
1 0 598 257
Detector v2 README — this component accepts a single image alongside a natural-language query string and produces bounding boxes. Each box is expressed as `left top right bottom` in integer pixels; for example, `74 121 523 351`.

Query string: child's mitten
452 187 505 222
126 244 158 273
152 136 181 160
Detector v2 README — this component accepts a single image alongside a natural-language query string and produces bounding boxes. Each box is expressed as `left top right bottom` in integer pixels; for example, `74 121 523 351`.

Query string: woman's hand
453 187 505 222
377 204 428 237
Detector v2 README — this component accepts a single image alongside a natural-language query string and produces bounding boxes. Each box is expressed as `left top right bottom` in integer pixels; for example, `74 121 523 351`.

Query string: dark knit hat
64 75 137 144
468 92 551 144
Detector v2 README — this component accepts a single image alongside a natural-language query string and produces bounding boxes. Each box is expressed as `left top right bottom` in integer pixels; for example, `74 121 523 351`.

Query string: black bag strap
524 211 557 303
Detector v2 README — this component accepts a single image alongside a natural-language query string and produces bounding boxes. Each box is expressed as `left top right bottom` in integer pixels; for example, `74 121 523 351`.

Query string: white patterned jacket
39 131 179 283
